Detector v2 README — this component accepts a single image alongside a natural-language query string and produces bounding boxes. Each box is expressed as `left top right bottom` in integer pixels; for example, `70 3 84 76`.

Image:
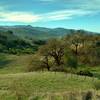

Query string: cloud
0 9 98 23
0 0 100 24
81 0 100 11
39 0 100 11
0 5 41 23
40 9 94 21
0 12 41 23
63 0 100 11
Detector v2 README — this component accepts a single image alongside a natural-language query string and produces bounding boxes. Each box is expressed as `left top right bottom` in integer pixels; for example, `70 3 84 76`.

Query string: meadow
0 72 100 100
0 54 100 100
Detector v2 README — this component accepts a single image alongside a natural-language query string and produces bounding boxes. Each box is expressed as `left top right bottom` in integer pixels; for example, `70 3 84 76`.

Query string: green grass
0 54 100 99
0 72 99 100
0 53 100 74
0 54 33 74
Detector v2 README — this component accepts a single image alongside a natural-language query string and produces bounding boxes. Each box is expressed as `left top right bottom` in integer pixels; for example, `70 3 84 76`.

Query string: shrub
94 81 100 90
67 56 78 70
83 91 93 100
77 70 93 77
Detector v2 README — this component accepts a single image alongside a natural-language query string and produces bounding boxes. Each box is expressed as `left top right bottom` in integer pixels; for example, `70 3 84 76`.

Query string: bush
77 70 93 77
66 56 78 70
94 81 100 90
83 91 93 100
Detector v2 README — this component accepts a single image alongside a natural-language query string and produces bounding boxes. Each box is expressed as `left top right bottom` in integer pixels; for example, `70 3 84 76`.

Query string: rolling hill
0 25 99 40
0 25 99 54
0 30 38 54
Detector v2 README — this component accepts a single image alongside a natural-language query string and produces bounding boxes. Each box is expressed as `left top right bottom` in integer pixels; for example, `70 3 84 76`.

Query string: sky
0 0 100 32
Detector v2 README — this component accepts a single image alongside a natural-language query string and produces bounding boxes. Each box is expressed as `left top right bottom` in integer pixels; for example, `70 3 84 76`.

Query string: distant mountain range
0 25 99 40
0 25 100 54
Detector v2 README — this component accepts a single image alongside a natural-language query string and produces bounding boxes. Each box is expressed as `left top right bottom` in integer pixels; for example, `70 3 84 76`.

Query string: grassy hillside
0 72 100 100
0 54 33 74
0 30 44 54
0 54 100 99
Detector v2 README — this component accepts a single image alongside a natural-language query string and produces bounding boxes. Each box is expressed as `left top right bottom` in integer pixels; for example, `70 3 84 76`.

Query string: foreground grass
0 54 33 74
0 72 100 100
0 54 100 99
0 53 100 75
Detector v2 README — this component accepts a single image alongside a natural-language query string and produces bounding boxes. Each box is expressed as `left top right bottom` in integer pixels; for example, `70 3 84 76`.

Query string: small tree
64 49 78 77
67 56 78 70
67 56 78 76
38 45 52 71
47 39 65 66
38 39 65 70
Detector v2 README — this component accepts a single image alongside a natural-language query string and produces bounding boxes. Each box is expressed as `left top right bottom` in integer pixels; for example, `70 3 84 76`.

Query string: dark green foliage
7 30 13 35
96 41 100 47
0 54 13 68
94 81 100 90
83 91 93 100
0 30 40 54
67 56 78 69
77 70 93 77
33 40 46 45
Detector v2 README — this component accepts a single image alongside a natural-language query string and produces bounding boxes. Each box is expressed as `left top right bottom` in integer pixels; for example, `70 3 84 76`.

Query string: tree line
27 30 100 75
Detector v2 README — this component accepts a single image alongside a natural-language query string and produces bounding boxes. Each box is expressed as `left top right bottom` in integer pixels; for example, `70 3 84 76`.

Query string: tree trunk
55 56 61 66
75 45 78 55
47 65 50 71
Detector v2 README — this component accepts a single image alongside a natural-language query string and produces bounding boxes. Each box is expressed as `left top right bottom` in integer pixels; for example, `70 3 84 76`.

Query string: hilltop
0 25 99 40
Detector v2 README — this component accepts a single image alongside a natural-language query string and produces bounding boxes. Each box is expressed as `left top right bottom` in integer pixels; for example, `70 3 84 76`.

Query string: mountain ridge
0 25 99 40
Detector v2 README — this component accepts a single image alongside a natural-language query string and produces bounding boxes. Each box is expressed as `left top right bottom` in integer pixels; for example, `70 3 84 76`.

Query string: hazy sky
0 0 100 32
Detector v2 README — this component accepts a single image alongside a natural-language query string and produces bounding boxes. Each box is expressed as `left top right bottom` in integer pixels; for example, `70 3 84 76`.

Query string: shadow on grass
0 54 14 68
